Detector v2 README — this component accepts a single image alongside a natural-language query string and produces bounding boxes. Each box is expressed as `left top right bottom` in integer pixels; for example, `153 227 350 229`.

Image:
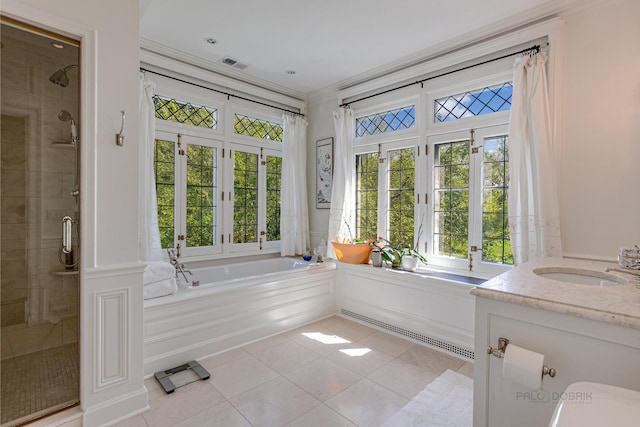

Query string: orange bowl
331 241 372 264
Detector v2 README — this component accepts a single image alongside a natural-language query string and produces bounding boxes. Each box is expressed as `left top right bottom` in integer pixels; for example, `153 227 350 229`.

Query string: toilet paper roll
502 344 545 390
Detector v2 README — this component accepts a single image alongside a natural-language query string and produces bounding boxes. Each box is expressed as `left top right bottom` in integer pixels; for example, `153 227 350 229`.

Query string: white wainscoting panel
335 263 477 359
96 288 128 389
143 270 337 375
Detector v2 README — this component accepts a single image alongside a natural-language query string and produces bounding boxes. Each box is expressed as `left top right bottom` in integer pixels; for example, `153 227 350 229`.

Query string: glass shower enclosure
1 19 80 426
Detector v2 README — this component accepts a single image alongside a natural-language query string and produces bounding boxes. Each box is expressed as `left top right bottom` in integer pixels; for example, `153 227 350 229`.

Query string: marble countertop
471 257 640 329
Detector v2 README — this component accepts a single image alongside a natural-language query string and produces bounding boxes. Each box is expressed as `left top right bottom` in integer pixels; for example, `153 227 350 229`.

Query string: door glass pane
482 135 512 264
154 139 175 249
1 22 80 425
434 141 469 258
233 151 258 243
356 152 379 241
266 156 281 241
387 147 415 247
186 144 216 247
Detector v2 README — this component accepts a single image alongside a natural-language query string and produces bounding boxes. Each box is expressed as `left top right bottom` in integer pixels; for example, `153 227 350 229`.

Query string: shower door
0 19 80 426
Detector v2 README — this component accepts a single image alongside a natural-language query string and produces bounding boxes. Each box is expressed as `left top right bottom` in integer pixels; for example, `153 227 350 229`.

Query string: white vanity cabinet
472 258 640 427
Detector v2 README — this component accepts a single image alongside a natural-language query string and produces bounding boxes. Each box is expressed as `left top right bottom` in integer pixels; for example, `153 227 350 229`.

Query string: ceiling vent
222 57 248 70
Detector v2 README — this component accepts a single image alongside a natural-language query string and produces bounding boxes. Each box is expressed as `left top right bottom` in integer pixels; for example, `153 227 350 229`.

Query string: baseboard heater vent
340 309 475 360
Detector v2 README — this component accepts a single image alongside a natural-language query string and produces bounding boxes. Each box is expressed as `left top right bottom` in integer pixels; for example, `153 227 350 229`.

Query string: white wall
307 92 337 250
307 0 640 262
559 0 640 259
1 1 147 425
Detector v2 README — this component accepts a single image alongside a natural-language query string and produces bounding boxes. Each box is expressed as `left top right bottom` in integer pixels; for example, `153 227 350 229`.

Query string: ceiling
140 0 581 100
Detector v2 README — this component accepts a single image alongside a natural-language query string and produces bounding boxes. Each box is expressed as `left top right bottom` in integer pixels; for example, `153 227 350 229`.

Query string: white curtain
508 52 562 265
327 107 356 258
280 114 310 255
139 73 163 262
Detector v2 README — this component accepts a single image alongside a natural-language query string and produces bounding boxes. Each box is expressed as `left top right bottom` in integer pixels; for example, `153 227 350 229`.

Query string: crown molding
139 37 306 102
139 48 306 113
307 0 592 103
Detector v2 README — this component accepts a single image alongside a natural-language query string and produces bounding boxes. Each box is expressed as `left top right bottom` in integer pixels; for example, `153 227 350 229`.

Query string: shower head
58 110 78 142
49 64 78 87
58 110 74 122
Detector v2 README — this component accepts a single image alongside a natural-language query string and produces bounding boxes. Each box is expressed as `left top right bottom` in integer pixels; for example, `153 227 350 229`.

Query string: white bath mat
382 369 473 427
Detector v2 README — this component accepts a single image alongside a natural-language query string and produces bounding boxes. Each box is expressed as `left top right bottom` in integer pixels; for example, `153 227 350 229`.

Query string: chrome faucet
604 267 640 277
167 248 192 283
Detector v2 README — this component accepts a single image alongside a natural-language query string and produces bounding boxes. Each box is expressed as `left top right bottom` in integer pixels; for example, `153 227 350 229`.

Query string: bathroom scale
154 360 211 394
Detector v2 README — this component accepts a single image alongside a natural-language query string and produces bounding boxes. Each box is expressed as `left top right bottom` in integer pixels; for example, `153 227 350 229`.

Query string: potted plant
371 238 427 270
331 221 372 264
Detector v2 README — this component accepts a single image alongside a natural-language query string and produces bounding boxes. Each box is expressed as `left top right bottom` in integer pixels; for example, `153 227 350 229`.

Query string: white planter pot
401 255 420 272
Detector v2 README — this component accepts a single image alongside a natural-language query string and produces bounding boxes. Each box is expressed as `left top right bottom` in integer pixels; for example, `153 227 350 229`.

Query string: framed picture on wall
316 137 333 209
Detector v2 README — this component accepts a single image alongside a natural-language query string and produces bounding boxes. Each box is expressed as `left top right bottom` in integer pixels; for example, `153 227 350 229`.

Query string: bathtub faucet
167 248 192 283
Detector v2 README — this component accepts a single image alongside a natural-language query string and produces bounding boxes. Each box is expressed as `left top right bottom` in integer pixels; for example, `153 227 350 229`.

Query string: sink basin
533 267 626 286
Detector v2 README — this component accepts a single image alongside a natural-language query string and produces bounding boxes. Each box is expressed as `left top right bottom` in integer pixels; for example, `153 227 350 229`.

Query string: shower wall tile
1 301 26 327
27 146 74 173
1 144 27 172
1 238 26 251
1 258 27 282
1 332 14 360
26 248 62 275
62 275 79 294
1 59 28 91
0 170 26 197
1 35 28 64
2 23 80 360
1 287 28 305
37 197 73 222
1 196 26 224
27 172 63 197
41 223 64 244
1 155 28 175
5 322 63 357
62 316 79 345
44 119 68 145
1 246 27 262
62 172 76 195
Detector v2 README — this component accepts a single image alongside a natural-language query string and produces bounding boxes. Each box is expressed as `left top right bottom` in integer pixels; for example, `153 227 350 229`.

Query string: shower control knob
70 190 80 196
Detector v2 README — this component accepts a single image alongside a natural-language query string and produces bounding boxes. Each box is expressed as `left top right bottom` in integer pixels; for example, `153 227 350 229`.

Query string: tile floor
38 316 473 427
2 343 79 426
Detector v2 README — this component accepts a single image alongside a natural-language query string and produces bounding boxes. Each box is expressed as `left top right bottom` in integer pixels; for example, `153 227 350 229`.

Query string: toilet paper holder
487 337 557 378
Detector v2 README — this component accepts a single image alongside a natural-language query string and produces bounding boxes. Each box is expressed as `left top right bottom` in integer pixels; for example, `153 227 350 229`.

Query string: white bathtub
143 257 336 375
179 257 327 290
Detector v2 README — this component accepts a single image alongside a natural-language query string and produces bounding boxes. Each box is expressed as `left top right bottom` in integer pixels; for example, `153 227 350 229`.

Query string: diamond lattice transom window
434 82 512 123
234 114 283 142
153 95 218 129
356 106 415 137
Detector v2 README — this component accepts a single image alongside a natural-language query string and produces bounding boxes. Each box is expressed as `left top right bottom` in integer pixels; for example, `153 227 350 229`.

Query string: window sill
334 259 497 286
168 248 282 267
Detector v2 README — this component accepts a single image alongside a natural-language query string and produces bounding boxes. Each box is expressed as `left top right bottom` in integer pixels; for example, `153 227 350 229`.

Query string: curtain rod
339 44 541 108
140 68 305 118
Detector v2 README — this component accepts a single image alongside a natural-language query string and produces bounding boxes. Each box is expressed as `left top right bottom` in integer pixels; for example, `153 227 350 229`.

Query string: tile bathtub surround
105 316 473 427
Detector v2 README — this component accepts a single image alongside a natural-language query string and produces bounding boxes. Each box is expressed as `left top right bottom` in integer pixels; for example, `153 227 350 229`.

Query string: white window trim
223 143 282 253
152 76 286 261
354 136 421 244
155 125 224 258
425 69 514 135
425 124 510 275
151 74 226 138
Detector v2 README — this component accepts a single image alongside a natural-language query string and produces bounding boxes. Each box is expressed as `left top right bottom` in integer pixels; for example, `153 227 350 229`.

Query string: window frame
354 136 420 247
223 104 284 254
425 124 510 275
223 142 282 253
151 76 287 261
349 70 515 275
155 125 224 258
